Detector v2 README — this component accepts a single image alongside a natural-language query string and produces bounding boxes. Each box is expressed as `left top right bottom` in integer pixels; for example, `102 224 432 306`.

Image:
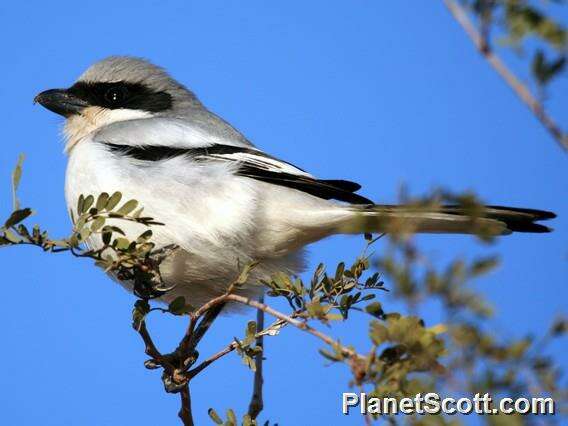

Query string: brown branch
138 320 164 363
248 297 265 419
178 385 194 426
225 294 362 360
188 303 225 350
443 0 568 152
188 318 288 379
188 342 238 378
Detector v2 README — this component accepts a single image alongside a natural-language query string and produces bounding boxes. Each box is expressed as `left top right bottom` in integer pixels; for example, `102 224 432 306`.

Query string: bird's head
34 56 200 150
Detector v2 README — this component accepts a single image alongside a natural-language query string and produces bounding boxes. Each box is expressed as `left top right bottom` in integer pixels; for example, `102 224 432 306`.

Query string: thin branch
443 0 568 151
138 320 164 362
225 294 362 360
188 342 238 378
188 303 225 350
248 296 265 419
188 318 288 379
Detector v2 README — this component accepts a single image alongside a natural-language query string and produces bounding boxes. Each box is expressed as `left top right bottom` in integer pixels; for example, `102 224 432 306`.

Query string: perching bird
35 56 555 308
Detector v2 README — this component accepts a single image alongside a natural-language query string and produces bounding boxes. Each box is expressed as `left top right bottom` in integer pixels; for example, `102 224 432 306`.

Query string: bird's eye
104 86 127 104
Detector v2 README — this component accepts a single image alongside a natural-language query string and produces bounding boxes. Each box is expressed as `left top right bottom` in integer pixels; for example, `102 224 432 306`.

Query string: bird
34 56 555 309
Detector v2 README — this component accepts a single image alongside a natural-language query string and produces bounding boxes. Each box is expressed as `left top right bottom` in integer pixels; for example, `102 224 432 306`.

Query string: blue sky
0 1 566 425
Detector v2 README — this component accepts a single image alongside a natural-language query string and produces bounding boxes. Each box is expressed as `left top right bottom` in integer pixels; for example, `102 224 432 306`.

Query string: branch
225 294 362 360
138 321 164 363
179 385 194 426
188 318 288 379
248 297 265 419
443 0 568 152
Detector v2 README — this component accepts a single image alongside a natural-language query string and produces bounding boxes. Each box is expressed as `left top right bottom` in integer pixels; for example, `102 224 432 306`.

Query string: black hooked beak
34 88 88 117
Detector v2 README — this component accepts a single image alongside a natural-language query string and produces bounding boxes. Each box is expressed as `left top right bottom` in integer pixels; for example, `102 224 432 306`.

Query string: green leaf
242 320 257 346
11 154 25 210
235 261 258 286
207 408 223 425
532 50 566 86
4 208 32 229
370 320 389 345
226 409 237 425
168 296 188 315
102 231 112 245
116 199 139 215
90 217 106 232
242 414 254 426
319 348 342 362
102 225 125 236
77 195 85 216
114 237 131 250
137 230 153 242
469 257 499 278
3 229 22 243
79 228 93 242
106 191 123 211
132 299 150 330
95 192 110 210
81 195 94 214
365 301 384 318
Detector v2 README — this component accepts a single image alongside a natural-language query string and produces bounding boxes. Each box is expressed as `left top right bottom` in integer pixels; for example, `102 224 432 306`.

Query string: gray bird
34 56 555 308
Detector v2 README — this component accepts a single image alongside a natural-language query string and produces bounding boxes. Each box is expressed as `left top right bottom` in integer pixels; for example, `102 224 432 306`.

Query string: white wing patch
201 150 314 178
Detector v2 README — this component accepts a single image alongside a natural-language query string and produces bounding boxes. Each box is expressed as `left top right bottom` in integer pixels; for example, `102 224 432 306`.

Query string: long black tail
338 205 556 235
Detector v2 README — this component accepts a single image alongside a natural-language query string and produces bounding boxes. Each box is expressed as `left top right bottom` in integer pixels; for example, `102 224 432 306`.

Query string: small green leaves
207 408 260 426
234 321 262 371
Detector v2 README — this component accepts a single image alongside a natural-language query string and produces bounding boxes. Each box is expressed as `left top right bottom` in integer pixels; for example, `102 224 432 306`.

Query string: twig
138 320 164 362
188 342 237 378
248 296 265 419
188 319 288 379
443 0 568 151
225 294 362 360
188 303 225 350
178 385 194 426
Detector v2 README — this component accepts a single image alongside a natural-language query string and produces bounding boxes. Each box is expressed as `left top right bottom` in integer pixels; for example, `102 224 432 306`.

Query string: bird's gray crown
77 56 200 108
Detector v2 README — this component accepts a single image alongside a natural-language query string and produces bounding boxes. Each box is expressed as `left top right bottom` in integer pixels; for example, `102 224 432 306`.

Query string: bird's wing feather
93 117 253 149
98 135 372 204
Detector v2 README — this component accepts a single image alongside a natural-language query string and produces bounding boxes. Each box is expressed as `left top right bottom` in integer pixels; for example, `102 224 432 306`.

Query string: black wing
104 142 373 204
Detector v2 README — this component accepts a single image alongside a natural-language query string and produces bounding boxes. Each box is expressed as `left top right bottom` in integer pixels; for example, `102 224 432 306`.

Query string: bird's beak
34 88 88 117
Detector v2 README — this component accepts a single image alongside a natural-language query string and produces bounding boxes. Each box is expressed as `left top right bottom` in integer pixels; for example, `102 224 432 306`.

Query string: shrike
35 56 555 308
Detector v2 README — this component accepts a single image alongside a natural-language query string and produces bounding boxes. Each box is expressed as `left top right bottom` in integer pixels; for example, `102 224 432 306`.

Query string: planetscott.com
342 392 555 416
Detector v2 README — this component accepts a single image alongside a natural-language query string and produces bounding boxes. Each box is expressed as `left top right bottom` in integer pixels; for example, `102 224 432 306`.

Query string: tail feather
337 204 555 236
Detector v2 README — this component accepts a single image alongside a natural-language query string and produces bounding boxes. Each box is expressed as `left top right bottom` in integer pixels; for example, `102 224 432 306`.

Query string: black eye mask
68 81 173 112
